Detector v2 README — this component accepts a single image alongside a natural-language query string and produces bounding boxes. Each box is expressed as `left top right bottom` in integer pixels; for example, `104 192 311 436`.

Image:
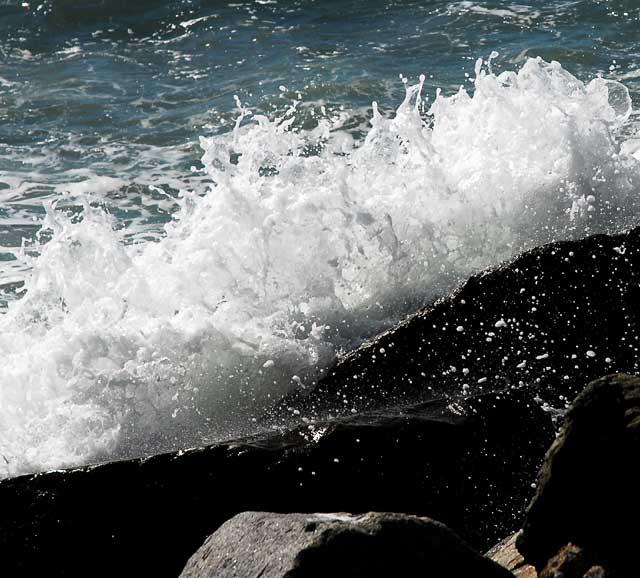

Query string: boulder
538 544 608 578
179 511 515 578
486 533 537 578
517 374 640 575
273 228 640 420
0 388 551 578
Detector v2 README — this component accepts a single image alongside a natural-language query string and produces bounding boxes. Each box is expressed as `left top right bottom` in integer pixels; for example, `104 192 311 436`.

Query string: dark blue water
1 1 639 266
2 0 640 476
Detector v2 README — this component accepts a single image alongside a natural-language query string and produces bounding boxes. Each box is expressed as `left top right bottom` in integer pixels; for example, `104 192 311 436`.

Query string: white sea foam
449 2 542 25
0 56 638 477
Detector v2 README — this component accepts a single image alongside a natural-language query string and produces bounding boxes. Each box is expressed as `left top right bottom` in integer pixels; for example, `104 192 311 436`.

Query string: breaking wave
1 56 639 477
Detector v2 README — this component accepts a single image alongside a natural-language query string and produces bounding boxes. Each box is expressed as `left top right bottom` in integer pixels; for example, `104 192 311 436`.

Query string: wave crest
0 56 638 477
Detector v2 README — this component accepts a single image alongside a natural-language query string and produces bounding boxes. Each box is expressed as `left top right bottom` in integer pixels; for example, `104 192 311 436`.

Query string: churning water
2 0 640 477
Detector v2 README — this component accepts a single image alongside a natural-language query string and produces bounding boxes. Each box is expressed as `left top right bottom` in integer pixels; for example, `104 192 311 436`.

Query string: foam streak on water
0 57 638 477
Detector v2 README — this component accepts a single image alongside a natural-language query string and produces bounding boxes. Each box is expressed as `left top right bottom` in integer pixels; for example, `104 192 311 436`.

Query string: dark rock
517 374 640 575
179 511 515 578
486 532 537 578
274 228 640 420
539 544 608 578
0 388 551 578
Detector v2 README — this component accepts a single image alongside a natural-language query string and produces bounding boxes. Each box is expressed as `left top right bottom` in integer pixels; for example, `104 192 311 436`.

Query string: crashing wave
0 56 637 477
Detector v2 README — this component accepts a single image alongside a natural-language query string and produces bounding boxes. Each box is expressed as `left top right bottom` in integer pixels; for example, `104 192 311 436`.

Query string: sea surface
1 0 640 477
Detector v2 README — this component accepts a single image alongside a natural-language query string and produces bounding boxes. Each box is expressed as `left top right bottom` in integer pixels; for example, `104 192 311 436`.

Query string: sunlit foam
0 56 638 477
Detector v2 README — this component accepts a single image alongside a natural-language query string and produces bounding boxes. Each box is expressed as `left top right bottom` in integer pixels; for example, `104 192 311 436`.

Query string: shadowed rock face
272 228 640 421
179 511 516 578
0 388 551 578
538 544 609 578
517 374 640 576
5 228 640 578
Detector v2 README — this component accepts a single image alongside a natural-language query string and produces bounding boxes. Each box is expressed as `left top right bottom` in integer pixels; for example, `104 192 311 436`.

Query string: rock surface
486 533 537 578
538 544 608 578
179 511 515 578
0 388 551 578
6 229 640 578
274 228 640 420
517 373 640 576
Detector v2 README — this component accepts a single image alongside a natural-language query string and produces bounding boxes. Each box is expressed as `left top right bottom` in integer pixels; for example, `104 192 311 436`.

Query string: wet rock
274 228 640 420
538 544 608 578
517 374 640 576
179 511 515 578
486 532 537 578
0 388 551 578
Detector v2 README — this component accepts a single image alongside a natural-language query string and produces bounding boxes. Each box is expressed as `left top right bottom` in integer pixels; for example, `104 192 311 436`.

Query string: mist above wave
0 56 638 477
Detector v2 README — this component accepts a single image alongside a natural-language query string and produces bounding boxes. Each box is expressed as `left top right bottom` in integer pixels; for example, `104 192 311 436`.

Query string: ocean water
1 0 640 477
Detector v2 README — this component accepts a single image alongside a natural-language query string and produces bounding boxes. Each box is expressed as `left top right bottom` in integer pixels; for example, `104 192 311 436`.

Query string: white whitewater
0 56 638 477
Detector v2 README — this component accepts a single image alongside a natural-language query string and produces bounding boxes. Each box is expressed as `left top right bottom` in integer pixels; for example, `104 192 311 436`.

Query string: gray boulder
179 511 516 578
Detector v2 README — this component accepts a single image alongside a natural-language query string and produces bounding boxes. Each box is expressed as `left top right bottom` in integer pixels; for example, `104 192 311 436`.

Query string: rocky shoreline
177 373 638 578
1 228 639 577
